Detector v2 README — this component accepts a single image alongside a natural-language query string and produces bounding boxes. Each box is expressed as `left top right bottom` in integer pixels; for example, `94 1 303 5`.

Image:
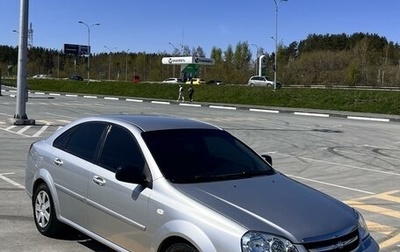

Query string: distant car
247 75 281 88
25 114 379 252
69 75 83 81
32 74 48 79
162 77 183 84
132 75 141 83
186 78 205 84
206 79 224 85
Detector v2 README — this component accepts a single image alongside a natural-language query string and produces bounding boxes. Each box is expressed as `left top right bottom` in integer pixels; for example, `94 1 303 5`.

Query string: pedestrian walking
188 85 194 102
177 84 184 102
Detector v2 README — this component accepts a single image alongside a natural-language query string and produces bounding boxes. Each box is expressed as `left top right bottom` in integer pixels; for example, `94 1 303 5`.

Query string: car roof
85 114 221 132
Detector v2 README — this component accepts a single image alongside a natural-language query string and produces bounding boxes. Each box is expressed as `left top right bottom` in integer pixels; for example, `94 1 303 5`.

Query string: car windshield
142 129 274 183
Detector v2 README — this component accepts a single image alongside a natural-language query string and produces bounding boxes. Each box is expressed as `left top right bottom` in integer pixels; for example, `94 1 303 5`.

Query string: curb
3 88 400 123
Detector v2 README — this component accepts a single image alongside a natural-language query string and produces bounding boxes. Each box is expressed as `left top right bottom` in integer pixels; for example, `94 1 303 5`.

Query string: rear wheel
165 242 199 252
33 183 63 237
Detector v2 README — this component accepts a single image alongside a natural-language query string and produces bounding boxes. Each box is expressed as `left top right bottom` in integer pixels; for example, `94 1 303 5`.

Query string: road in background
0 93 399 251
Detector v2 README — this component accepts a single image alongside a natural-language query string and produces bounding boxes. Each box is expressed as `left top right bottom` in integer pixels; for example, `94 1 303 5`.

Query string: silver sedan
25 114 379 252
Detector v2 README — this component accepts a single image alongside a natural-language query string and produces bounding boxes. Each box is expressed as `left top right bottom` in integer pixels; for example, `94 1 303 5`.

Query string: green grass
3 78 400 115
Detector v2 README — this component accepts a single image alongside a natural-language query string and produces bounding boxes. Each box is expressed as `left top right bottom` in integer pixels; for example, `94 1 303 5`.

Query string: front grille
303 228 360 252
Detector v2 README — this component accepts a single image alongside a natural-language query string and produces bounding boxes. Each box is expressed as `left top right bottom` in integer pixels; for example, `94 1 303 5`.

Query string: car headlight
356 209 370 240
242 231 299 252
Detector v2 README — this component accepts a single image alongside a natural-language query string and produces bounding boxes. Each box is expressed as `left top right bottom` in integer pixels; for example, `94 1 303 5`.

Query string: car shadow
58 226 117 252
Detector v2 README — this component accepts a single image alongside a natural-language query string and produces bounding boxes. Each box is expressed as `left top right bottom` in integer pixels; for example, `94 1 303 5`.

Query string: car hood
174 173 357 242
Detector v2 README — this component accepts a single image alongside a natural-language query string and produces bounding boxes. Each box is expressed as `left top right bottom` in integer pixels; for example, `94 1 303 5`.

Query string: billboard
64 44 90 55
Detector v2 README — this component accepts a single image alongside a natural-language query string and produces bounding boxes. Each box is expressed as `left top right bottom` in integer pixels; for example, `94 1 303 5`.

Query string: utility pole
9 0 35 125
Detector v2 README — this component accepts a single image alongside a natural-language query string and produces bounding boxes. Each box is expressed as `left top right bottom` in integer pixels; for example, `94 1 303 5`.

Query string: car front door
86 124 151 251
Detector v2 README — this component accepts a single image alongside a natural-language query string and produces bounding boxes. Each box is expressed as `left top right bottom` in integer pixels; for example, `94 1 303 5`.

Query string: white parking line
32 125 49 137
288 174 375 195
16 126 31 134
276 152 400 177
0 173 25 189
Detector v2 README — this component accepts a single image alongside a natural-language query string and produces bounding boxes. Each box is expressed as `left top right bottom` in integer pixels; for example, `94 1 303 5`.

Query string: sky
1 0 400 59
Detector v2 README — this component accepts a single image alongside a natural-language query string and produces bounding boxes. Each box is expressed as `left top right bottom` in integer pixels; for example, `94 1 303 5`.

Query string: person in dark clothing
188 85 194 102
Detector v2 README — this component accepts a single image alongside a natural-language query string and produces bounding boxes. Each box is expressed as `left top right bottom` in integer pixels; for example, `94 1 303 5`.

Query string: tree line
1 32 399 86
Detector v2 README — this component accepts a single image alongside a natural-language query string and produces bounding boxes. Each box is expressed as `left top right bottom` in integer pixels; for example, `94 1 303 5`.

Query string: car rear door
51 122 108 227
86 124 152 250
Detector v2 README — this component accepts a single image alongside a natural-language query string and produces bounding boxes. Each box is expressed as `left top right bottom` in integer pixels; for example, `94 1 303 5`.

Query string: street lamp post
104 46 116 81
273 0 287 90
250 43 260 76
78 21 100 82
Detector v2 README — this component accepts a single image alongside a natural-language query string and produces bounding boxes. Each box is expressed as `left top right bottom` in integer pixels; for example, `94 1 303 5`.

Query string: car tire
165 242 199 252
33 183 63 237
249 83 255 87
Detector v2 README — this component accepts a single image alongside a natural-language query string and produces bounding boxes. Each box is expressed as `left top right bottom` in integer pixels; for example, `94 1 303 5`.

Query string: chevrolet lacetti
25 114 379 252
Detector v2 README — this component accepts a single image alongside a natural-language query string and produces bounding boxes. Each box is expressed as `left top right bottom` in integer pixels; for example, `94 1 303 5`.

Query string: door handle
92 176 106 186
53 158 63 166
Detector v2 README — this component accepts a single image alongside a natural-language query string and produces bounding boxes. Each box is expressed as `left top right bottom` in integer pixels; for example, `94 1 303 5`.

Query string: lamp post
250 43 260 76
273 0 287 90
104 46 116 80
78 21 100 82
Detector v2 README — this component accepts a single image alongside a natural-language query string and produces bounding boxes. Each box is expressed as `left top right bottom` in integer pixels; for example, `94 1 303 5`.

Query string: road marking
179 103 201 107
294 112 330 117
126 98 143 102
346 190 400 202
346 200 400 219
16 126 31 134
152 101 170 105
0 173 25 189
32 125 49 137
347 116 390 122
288 175 375 195
249 108 279 113
5 125 16 131
210 105 237 110
104 97 119 100
366 221 395 235
345 191 400 249
275 152 400 177
379 233 400 249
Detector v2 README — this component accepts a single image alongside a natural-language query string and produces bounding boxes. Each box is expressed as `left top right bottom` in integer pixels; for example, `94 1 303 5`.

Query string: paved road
0 91 399 251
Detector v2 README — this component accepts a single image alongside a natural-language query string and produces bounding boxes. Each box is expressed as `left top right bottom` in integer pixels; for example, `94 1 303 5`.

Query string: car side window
99 124 146 173
54 122 107 162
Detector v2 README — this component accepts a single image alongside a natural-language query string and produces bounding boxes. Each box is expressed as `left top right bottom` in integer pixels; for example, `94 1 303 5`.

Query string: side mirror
115 165 149 187
261 154 272 166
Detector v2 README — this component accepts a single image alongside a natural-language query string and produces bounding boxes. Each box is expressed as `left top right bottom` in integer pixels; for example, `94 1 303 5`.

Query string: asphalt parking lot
1 90 399 251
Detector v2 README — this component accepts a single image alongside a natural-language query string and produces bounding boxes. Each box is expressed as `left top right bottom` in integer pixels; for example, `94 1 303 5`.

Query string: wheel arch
153 220 217 252
32 169 61 218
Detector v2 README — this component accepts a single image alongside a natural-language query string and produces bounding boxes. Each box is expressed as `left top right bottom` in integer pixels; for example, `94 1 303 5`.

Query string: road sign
64 44 90 55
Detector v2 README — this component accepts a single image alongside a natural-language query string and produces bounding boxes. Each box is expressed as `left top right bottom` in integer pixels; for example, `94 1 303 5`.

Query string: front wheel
165 243 199 252
33 183 63 237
